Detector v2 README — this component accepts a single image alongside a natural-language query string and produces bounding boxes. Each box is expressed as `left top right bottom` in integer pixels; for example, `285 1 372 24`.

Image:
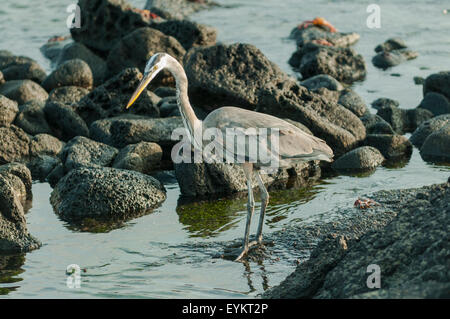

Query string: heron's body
127 53 333 261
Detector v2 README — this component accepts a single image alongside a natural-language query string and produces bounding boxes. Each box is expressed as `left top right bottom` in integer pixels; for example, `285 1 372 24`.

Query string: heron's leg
255 171 269 244
235 163 255 261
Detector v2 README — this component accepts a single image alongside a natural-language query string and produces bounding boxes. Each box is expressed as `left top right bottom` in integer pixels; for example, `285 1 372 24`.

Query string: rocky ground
263 178 450 299
0 0 449 298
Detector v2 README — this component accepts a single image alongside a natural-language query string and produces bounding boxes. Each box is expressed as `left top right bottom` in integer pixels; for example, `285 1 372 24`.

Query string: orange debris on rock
297 17 337 33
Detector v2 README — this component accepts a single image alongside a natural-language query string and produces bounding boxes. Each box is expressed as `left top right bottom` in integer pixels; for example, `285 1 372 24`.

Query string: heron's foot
234 246 249 262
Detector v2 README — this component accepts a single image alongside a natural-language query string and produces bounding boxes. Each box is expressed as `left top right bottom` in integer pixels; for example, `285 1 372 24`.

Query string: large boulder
418 92 450 116
184 43 292 111
60 136 118 172
106 27 186 81
70 0 153 53
42 59 94 91
0 80 48 105
44 101 89 141
365 134 412 161
289 43 366 84
75 68 160 126
14 100 52 135
410 114 450 148
0 94 19 126
0 125 31 165
112 141 162 174
0 163 40 253
256 80 366 156
89 114 183 150
423 71 450 101
332 146 385 172
419 123 450 163
174 161 321 197
56 42 107 86
151 20 217 50
50 167 166 222
265 182 450 299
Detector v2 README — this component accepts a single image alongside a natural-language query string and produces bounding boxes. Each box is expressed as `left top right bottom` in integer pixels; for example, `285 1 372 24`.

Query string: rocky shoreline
263 178 450 299
0 0 449 298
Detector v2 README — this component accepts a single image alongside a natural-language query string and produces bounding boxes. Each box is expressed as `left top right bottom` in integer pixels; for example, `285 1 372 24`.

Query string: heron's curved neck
166 59 201 141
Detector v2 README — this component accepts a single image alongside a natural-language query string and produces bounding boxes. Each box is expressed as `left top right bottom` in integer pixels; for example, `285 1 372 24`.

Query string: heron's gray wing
202 107 333 162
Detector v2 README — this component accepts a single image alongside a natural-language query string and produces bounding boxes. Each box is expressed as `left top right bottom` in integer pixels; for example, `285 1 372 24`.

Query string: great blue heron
126 53 333 261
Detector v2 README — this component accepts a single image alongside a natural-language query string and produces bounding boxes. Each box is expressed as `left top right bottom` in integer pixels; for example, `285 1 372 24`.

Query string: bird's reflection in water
0 254 25 295
176 178 324 238
242 259 270 294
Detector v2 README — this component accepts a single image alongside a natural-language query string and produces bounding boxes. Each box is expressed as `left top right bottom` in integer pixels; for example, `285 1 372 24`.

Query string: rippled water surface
0 0 449 298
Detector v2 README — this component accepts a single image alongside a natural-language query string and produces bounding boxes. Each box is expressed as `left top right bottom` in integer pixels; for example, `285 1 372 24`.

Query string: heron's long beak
126 67 159 109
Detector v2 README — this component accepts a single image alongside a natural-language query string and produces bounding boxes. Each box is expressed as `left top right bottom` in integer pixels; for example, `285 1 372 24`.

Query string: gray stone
256 80 366 156
70 0 152 53
0 94 19 126
300 74 344 92
374 38 408 53
338 89 368 117
0 163 40 253
418 92 450 116
360 113 395 135
0 125 31 165
56 42 107 86
372 49 418 69
47 86 90 106
264 182 450 299
50 167 166 221
112 142 162 174
423 71 450 101
106 27 185 80
145 0 218 19
44 101 89 141
60 136 118 172
289 25 360 48
365 134 412 160
175 161 321 197
1 61 46 84
420 123 450 163
410 114 450 148
14 100 52 135
184 43 291 111
0 80 48 105
371 97 399 111
332 146 385 171
30 134 65 158
42 59 93 91
290 43 366 84
151 19 216 50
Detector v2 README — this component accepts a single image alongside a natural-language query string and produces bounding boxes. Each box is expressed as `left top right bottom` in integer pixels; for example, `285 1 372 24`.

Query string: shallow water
0 0 449 298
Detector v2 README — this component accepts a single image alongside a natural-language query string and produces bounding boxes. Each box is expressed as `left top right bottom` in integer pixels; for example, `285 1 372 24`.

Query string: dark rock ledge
263 179 450 299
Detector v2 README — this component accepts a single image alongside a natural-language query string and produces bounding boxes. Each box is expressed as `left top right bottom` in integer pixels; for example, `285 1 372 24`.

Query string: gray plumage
127 53 334 261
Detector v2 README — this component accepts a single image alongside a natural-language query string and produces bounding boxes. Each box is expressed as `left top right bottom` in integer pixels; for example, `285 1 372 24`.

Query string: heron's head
126 53 169 109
